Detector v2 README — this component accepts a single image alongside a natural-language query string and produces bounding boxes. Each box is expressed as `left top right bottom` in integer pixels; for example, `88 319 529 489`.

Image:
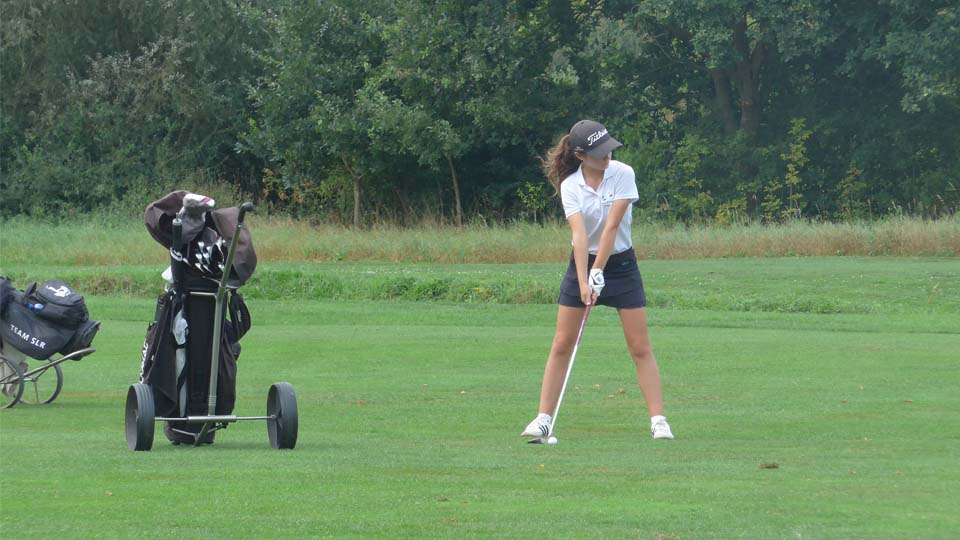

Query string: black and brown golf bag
139 191 256 444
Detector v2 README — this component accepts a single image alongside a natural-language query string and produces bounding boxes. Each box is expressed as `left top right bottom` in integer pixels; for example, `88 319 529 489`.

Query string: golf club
529 298 594 445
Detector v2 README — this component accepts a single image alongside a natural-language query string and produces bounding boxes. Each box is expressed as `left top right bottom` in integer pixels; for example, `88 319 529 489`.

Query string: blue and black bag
0 278 100 360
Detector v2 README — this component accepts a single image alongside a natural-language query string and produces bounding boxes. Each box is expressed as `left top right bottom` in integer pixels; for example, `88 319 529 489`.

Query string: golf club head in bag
188 230 227 279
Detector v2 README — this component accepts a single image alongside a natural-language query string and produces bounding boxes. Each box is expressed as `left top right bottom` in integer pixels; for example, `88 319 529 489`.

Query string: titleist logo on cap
586 129 608 146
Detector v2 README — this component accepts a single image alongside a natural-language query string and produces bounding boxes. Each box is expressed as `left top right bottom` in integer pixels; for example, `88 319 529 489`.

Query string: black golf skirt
558 247 647 309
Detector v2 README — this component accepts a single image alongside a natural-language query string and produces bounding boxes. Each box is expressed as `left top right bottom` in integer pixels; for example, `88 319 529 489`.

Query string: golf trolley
125 193 297 451
1 278 100 409
1 344 96 409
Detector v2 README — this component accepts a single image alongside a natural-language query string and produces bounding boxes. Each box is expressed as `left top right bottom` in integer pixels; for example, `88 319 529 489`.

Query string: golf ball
547 436 558 445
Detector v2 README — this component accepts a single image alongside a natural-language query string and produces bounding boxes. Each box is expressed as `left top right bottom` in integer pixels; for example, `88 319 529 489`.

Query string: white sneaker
651 416 674 440
521 413 553 438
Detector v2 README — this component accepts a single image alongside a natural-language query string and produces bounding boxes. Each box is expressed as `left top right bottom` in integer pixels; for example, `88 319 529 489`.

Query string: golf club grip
238 202 255 223
172 218 182 248
170 218 185 296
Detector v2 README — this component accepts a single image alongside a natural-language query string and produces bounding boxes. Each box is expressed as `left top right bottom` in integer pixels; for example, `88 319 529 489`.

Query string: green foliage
0 0 267 218
862 3 959 113
246 0 404 226
1 1 959 222
781 119 812 219
516 181 548 222
764 118 812 222
837 164 869 220
670 135 715 222
257 167 353 223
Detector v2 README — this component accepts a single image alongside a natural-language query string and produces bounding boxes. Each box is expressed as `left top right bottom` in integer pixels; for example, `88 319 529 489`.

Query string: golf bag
144 191 256 287
139 191 256 444
0 277 100 360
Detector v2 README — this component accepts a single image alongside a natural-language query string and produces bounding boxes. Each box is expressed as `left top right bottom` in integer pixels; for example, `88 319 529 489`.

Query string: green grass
1 258 958 539
1 213 958 266
1 257 957 318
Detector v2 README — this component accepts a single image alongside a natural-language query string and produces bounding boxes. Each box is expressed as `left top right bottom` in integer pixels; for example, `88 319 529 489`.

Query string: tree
369 0 597 225
636 0 838 140
0 0 267 216
2 1 958 220
246 0 393 227
859 2 959 113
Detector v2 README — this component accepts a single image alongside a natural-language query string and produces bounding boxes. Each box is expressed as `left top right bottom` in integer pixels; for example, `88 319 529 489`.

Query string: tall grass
0 214 957 266
633 215 960 259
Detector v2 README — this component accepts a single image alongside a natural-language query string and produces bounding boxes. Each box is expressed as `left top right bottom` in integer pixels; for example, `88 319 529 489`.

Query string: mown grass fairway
1 258 958 539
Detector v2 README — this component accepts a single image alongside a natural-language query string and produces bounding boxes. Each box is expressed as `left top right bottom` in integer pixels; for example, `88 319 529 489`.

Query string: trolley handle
238 202 255 224
205 201 255 422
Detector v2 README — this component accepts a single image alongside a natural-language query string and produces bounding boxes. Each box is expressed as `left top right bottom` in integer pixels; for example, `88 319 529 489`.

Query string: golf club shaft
548 300 593 438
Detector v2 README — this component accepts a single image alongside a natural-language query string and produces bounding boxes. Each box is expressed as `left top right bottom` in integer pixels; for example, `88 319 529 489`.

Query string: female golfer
521 120 674 440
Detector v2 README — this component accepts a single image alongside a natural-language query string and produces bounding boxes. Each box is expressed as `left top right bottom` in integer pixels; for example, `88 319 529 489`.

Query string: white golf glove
588 268 605 296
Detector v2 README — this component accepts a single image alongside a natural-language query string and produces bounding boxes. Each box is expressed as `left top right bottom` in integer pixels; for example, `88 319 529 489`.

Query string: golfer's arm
591 200 630 271
567 212 590 288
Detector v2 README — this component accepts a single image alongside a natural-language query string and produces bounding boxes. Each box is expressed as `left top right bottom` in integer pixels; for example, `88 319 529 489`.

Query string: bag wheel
125 383 155 451
0 356 25 409
267 382 298 449
19 362 63 405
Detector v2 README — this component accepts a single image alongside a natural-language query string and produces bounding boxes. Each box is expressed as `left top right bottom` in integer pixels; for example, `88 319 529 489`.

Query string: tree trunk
731 16 764 139
393 187 412 225
446 154 463 227
352 174 362 229
711 69 738 135
341 157 362 229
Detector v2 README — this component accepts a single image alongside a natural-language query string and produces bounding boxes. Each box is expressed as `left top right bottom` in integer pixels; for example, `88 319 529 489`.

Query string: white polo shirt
560 160 639 254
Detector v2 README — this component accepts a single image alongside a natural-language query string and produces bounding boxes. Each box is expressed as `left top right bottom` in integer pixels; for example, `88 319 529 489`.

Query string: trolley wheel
125 384 155 451
0 356 25 409
19 361 63 405
267 382 298 450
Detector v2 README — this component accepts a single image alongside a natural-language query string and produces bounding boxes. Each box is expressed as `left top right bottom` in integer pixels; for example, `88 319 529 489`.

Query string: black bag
62 319 101 355
139 291 180 417
0 302 75 360
1 278 100 360
183 292 238 417
228 291 251 342
31 280 89 328
161 291 240 445
0 277 16 318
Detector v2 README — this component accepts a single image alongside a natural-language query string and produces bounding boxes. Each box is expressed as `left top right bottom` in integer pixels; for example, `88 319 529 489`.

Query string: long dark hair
542 134 580 195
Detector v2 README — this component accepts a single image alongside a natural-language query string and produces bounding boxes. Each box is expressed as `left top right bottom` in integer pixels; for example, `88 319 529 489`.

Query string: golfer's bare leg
537 305 585 414
618 307 665 417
